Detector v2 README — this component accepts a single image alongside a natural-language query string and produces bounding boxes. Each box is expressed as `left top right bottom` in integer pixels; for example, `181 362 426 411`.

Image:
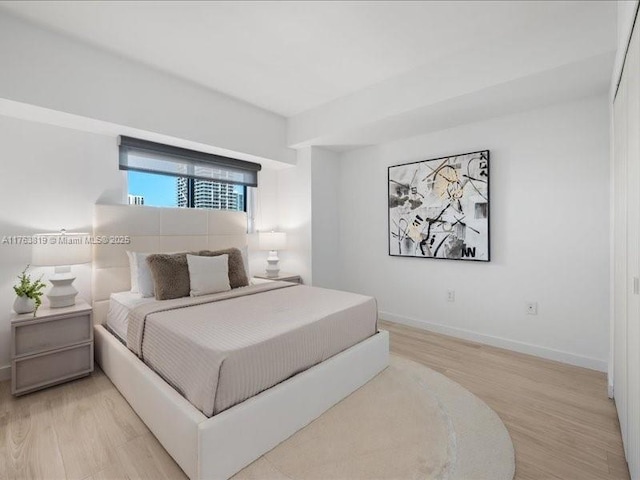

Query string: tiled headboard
92 204 247 325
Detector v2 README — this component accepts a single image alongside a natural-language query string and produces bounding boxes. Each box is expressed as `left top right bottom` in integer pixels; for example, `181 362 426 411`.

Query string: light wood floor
0 366 187 480
380 320 630 480
0 322 630 480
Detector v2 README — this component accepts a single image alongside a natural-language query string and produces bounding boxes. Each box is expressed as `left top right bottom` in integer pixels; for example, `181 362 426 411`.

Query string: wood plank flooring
380 320 630 480
0 321 630 479
0 367 187 480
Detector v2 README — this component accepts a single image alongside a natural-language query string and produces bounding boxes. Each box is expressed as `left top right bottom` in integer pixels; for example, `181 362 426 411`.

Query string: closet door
614 52 629 454
626 22 640 479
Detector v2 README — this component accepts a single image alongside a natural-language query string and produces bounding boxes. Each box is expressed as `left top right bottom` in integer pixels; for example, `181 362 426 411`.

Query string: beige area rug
233 354 515 480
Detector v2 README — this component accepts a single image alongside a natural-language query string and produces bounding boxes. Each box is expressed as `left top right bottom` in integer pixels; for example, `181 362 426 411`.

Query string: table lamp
32 229 91 308
258 231 286 277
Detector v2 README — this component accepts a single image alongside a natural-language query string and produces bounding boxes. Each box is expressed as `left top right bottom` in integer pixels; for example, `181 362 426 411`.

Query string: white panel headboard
92 204 248 325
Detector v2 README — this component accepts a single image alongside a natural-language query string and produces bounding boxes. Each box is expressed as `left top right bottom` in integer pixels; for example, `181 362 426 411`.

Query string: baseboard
380 311 608 372
0 364 10 382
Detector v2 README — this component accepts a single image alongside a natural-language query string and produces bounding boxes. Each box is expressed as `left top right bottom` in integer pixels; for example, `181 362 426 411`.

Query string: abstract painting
388 150 490 261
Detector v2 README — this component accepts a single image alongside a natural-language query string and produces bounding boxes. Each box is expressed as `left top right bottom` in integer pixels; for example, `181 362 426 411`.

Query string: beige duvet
126 282 377 417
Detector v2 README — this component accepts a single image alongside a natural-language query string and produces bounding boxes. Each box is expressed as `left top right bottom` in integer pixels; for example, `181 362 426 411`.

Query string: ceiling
0 1 617 118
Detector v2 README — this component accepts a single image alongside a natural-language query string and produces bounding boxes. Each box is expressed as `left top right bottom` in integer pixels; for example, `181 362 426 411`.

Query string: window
120 136 259 213
127 171 246 211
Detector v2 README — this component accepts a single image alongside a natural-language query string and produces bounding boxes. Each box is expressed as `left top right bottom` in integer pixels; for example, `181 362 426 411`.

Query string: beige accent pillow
198 248 249 289
187 254 231 297
146 252 191 300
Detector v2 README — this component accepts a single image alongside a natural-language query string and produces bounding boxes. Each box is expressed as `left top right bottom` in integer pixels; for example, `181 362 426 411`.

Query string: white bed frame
92 205 389 479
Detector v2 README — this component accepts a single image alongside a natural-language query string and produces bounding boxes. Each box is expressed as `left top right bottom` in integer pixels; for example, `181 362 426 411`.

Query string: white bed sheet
107 291 157 342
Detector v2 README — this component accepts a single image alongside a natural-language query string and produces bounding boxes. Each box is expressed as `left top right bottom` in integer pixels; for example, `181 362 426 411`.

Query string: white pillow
187 254 231 297
127 251 155 298
126 251 139 293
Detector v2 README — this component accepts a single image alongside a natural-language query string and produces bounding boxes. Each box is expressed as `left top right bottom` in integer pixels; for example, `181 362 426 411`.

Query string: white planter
13 295 36 314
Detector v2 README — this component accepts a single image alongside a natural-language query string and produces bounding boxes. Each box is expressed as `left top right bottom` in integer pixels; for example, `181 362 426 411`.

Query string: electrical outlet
447 290 455 302
526 302 538 315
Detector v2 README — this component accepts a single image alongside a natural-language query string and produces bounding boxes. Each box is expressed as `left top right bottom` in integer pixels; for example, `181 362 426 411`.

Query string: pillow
126 251 138 293
127 251 154 297
198 248 249 289
146 253 191 300
187 254 231 297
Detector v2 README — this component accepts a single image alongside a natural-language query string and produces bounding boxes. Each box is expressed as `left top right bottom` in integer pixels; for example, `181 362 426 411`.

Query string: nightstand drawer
253 273 302 284
13 313 92 357
282 277 302 284
12 343 93 395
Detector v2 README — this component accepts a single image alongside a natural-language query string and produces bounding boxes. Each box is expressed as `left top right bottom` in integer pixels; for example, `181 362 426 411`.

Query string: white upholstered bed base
95 325 389 479
92 204 390 479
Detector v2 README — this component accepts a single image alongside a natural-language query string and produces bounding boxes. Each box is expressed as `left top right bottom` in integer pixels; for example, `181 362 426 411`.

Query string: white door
614 52 629 454
614 17 640 479
626 22 640 479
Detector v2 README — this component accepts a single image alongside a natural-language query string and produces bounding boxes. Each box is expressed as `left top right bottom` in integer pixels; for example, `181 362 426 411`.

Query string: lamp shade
259 231 286 251
32 231 92 266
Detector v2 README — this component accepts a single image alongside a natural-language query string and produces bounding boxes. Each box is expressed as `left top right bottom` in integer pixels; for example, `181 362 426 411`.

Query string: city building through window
127 171 246 211
120 136 259 213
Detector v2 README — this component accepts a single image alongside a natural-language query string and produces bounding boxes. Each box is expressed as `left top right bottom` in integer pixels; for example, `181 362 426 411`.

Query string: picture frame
388 150 490 262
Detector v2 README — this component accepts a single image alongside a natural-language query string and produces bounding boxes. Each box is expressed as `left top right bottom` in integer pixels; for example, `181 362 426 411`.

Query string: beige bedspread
126 282 378 417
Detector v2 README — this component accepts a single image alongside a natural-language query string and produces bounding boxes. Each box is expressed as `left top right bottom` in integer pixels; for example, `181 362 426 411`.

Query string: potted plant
13 265 46 315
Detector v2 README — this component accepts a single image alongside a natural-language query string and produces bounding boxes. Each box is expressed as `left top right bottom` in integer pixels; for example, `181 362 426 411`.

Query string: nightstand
253 272 302 284
11 299 93 396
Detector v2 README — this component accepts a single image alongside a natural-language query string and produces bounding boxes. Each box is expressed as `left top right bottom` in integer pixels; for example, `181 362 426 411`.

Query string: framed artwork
388 150 490 262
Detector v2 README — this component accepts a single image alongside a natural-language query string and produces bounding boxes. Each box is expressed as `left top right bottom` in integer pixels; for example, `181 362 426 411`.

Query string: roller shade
119 136 262 187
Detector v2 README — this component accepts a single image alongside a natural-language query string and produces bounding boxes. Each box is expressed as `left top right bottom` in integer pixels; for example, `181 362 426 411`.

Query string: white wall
248 167 279 277
250 146 336 287
0 115 124 379
0 9 299 301
311 147 341 288
250 163 311 281
0 114 290 380
0 12 294 165
337 95 610 371
276 148 312 284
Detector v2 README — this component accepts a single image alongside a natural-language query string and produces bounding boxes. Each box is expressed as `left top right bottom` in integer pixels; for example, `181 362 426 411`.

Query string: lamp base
47 266 78 308
265 250 280 278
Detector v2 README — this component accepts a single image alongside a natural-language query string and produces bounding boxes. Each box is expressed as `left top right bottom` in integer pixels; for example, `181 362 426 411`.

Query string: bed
92 204 389 479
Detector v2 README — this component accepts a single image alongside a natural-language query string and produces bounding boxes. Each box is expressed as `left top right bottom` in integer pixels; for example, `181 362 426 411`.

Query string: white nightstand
253 272 302 284
11 299 94 396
